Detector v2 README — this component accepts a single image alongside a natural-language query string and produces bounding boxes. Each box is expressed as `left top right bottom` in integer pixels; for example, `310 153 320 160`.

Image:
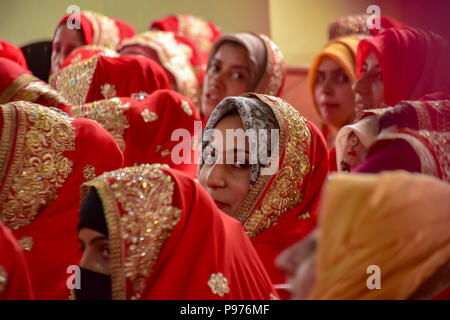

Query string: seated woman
49 46 170 105
277 171 450 300
336 26 450 171
198 94 328 292
71 89 200 177
0 101 123 299
0 222 34 299
0 39 29 69
200 33 285 122
51 10 136 74
118 31 200 107
75 164 278 300
0 57 69 113
308 35 361 170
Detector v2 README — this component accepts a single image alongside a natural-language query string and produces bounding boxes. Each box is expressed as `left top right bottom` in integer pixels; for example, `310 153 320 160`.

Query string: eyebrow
78 236 108 246
211 59 249 71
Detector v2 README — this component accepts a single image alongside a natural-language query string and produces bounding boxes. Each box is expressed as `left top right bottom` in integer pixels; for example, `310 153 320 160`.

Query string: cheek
230 172 250 202
313 84 322 103
226 80 248 96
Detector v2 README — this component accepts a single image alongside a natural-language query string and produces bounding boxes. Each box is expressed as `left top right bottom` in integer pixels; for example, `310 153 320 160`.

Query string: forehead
317 56 343 72
213 42 249 67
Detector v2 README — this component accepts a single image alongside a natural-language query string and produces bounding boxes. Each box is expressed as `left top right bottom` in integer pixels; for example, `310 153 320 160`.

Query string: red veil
0 39 28 70
71 89 200 177
356 27 450 106
229 94 329 290
49 47 170 105
54 11 136 50
0 101 123 299
0 58 70 113
82 164 278 300
0 222 34 299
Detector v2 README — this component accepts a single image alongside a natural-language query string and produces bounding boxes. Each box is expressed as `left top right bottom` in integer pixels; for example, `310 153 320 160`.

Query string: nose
208 70 226 91
206 163 227 189
353 73 370 96
321 77 334 96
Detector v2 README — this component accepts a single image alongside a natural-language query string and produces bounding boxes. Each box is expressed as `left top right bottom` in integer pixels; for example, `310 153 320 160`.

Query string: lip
204 90 223 105
321 102 340 109
213 199 229 211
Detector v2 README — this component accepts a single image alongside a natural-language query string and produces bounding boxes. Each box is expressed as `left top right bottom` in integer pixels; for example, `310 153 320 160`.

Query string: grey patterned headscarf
200 96 279 188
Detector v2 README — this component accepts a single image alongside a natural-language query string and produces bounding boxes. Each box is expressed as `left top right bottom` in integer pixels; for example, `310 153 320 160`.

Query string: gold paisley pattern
258 34 285 96
82 164 182 300
71 98 130 152
49 54 101 105
83 165 96 181
207 272 230 297
0 265 7 294
100 83 117 99
0 102 75 230
181 100 193 116
141 109 158 123
18 236 33 251
235 94 311 238
82 11 120 49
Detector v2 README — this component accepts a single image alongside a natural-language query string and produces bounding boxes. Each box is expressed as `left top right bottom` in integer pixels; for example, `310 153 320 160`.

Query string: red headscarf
71 90 201 177
150 14 221 72
0 101 124 299
54 11 136 49
0 222 34 299
82 164 278 299
356 27 450 106
49 47 170 105
0 39 28 70
0 58 70 113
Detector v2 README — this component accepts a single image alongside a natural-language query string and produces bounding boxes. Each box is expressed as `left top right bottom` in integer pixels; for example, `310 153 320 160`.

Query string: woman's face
201 43 250 120
51 25 85 74
78 228 111 275
198 114 252 217
276 230 318 299
353 52 385 113
314 57 356 130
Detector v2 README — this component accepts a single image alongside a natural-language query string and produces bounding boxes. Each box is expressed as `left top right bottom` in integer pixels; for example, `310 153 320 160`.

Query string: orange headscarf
309 171 450 299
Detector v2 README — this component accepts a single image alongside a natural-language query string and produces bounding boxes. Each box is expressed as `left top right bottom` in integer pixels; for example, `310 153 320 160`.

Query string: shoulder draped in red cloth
0 222 34 299
357 27 450 106
0 39 28 70
0 58 70 113
82 164 279 299
71 89 201 178
0 101 124 299
49 47 170 105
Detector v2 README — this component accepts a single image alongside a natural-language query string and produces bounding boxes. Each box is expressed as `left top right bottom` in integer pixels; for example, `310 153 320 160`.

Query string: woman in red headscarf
51 10 136 74
49 46 170 105
0 222 34 299
0 101 124 299
198 94 328 296
200 33 286 122
76 164 278 300
0 39 28 70
0 57 70 113
71 89 201 178
150 14 221 75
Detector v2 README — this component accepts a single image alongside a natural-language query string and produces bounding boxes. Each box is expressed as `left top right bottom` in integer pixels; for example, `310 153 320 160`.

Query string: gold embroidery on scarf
49 55 101 105
100 83 117 99
0 103 75 230
70 53 82 65
118 31 198 102
18 236 33 251
155 145 162 153
161 149 170 159
0 105 16 185
237 95 311 238
83 165 96 181
141 109 158 123
181 101 193 116
207 272 230 297
419 131 450 182
0 74 35 103
0 265 7 294
84 164 181 300
177 14 213 52
411 101 433 130
258 34 284 96
71 98 130 152
82 11 120 49
298 212 310 219
12 81 69 107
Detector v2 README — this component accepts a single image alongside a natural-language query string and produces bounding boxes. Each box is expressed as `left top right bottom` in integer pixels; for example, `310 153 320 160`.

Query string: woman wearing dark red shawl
0 222 34 299
49 46 170 105
0 39 28 70
198 94 328 296
0 101 123 299
51 10 136 74
71 89 200 178
0 58 70 113
76 164 279 300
